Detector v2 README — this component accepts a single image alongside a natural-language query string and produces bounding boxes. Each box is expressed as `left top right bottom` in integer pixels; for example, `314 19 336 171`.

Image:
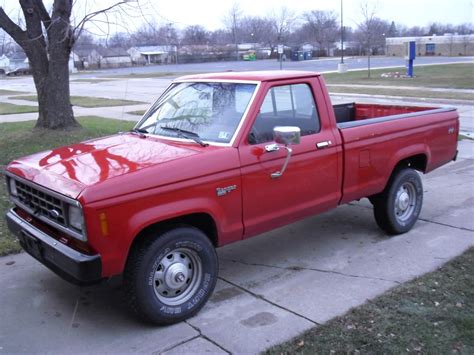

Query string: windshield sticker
218 131 231 140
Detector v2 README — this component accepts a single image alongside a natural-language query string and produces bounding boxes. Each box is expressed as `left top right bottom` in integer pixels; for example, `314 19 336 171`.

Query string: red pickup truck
5 71 458 324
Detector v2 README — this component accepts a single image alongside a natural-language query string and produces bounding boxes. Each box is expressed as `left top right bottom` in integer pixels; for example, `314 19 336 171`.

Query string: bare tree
461 35 471 56
303 10 338 56
455 23 474 35
0 0 136 130
357 2 383 78
239 16 274 45
270 7 296 45
0 27 12 55
182 25 209 45
107 32 132 48
401 25 425 37
208 29 231 46
223 3 241 60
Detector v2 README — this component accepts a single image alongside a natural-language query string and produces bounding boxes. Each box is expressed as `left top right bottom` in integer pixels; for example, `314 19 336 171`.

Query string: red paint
6 71 459 278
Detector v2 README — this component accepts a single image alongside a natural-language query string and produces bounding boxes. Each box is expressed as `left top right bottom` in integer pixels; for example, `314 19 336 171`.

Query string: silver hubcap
394 182 416 222
153 248 202 306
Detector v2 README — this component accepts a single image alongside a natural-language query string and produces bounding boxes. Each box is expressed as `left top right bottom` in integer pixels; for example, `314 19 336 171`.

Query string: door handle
316 140 332 149
265 143 280 152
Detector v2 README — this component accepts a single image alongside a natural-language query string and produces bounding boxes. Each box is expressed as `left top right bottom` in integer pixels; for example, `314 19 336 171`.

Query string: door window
249 84 320 144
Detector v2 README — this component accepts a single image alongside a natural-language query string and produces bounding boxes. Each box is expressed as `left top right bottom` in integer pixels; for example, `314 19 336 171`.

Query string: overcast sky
151 0 474 30
1 0 473 34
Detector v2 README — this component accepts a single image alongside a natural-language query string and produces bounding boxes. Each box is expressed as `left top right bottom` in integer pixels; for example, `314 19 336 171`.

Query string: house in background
386 34 474 56
98 48 132 68
128 46 177 65
8 51 28 70
73 47 101 69
0 54 10 72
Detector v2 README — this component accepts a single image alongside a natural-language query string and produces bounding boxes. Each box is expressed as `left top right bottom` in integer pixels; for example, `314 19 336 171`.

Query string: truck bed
334 102 453 127
334 102 459 204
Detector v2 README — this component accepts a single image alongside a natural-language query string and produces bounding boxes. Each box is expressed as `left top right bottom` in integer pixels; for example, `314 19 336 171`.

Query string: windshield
135 82 257 144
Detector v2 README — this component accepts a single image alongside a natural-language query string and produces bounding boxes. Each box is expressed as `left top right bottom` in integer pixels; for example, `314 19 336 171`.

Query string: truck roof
176 70 320 82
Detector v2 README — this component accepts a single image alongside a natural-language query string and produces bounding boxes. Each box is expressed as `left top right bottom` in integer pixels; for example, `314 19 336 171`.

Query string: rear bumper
6 209 102 285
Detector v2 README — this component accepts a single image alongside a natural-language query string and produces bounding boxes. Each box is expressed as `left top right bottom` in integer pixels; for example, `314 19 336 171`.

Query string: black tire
373 168 423 235
124 226 218 325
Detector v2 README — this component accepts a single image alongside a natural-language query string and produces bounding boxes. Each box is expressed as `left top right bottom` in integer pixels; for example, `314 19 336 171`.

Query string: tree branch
33 1 52 31
72 1 129 41
19 0 46 49
0 6 28 46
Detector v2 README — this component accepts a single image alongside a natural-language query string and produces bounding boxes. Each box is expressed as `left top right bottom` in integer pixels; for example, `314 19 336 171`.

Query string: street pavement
0 61 473 354
85 56 474 76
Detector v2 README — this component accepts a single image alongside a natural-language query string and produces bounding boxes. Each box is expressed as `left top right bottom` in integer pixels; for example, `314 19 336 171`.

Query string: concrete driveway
1 139 473 354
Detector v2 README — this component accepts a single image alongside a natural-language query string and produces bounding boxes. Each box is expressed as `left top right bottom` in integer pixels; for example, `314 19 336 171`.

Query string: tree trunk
0 0 80 130
367 40 371 78
34 48 77 129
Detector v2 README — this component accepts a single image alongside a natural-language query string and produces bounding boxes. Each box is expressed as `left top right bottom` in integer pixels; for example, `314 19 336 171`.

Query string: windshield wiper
129 127 148 137
160 126 209 147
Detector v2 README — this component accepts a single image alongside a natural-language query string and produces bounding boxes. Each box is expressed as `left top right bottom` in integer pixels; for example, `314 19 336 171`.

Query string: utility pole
338 0 348 73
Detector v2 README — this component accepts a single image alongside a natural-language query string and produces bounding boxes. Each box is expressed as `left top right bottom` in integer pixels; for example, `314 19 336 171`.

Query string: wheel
124 226 218 325
373 168 423 235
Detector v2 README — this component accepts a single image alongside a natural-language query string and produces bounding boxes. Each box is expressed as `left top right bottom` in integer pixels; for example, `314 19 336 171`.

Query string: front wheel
373 168 423 235
124 226 218 325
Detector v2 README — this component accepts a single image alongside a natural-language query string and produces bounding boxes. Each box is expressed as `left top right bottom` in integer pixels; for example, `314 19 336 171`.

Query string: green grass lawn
459 134 473 141
0 116 135 256
328 86 474 101
267 247 474 354
0 89 27 96
323 63 474 89
11 95 144 108
0 102 38 115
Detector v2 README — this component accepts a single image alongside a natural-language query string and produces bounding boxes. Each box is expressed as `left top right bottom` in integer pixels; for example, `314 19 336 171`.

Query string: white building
128 46 177 65
386 34 474 57
0 54 10 71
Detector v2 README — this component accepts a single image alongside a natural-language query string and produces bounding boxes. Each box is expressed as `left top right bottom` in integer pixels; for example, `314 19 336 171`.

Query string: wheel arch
369 153 427 204
129 212 218 253
392 153 428 174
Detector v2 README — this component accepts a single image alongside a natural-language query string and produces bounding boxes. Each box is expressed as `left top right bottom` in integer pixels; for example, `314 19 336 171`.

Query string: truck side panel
339 110 459 204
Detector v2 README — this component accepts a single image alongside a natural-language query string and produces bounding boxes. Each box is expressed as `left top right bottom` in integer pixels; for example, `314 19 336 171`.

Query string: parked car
6 67 31 76
5 71 459 325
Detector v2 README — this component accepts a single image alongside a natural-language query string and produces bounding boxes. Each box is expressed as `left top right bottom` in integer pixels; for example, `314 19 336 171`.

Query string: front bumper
6 209 102 285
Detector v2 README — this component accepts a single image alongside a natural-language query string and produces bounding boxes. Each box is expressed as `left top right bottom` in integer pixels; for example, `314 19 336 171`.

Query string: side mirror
273 126 301 146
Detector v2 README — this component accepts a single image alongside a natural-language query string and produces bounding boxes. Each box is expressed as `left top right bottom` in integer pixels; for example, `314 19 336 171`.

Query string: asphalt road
87 56 474 77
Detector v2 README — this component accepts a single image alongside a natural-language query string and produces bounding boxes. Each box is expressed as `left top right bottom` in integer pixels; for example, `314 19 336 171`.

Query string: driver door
239 82 341 238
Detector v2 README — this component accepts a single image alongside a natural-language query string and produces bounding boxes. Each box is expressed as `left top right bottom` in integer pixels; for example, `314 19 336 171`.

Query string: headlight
68 205 83 231
9 178 18 197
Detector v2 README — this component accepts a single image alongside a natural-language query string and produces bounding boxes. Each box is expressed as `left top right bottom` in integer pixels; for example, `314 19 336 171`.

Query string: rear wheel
124 226 218 325
373 168 423 235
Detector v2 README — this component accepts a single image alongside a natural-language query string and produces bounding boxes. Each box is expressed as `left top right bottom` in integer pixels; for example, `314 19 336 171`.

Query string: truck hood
7 133 201 199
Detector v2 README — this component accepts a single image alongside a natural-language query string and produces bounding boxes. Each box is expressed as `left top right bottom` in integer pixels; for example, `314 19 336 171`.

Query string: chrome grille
15 180 67 226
